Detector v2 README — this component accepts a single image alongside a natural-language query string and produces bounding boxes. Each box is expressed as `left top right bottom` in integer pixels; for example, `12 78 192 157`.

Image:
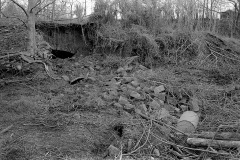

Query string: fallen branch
0 125 13 135
151 133 230 156
0 53 21 59
20 52 61 80
189 132 240 141
187 138 240 148
124 120 152 155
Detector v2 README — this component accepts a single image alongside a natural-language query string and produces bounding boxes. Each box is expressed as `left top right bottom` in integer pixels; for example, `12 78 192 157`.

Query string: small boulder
149 100 161 109
130 91 142 100
131 80 140 87
62 75 70 81
114 103 123 108
119 96 129 105
154 85 165 94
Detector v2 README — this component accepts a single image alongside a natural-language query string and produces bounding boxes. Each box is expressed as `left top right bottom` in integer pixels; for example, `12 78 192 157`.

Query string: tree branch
35 0 57 15
9 0 28 17
1 11 28 28
30 0 42 13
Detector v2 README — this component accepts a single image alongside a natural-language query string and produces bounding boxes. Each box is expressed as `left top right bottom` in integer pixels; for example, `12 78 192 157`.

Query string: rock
149 100 161 109
130 91 142 99
109 89 119 97
136 86 141 91
131 80 140 87
180 105 188 112
123 77 134 83
153 148 160 156
120 86 128 93
122 71 128 77
124 66 133 71
157 108 170 119
127 84 136 90
62 75 70 81
175 107 181 113
125 103 135 109
119 96 129 105
154 98 164 105
87 77 96 81
166 95 178 106
73 113 81 121
107 79 119 89
179 97 188 104
96 97 106 106
117 67 125 73
154 85 165 94
135 108 142 114
74 62 80 66
172 87 182 99
95 65 101 70
190 97 200 112
114 103 123 108
64 87 75 94
143 86 152 93
139 103 148 113
107 145 120 157
103 92 114 100
164 104 175 111
16 64 22 70
155 92 166 102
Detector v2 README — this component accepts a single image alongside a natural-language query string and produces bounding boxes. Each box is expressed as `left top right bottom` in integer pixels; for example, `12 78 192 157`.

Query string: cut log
187 138 240 148
189 132 240 141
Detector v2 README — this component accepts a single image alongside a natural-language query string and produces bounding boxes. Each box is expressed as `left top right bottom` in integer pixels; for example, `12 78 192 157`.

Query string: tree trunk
235 2 240 35
52 0 55 21
0 0 2 18
70 3 73 19
84 0 87 16
202 0 205 27
210 0 213 31
28 0 37 55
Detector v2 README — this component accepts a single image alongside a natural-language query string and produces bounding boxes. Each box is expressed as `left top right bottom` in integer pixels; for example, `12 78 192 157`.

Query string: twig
206 41 240 62
137 112 188 136
206 40 240 60
132 120 147 150
1 12 28 28
9 0 28 17
81 25 87 46
0 53 21 59
123 119 152 155
117 144 123 160
151 133 230 156
0 125 13 135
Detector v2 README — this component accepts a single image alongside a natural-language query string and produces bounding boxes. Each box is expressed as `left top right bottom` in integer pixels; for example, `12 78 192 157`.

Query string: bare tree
9 0 57 55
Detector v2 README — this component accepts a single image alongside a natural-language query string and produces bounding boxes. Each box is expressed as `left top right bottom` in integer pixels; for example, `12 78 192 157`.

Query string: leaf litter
0 53 240 160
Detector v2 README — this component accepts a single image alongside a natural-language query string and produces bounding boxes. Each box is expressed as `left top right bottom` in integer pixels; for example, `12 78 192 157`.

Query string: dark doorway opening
51 49 75 59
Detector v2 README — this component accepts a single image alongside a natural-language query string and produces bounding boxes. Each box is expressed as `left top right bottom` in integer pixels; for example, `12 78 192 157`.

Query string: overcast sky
14 0 234 16
17 0 94 15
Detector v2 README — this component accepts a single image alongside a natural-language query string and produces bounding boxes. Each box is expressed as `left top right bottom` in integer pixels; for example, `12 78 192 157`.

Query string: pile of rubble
73 56 240 159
